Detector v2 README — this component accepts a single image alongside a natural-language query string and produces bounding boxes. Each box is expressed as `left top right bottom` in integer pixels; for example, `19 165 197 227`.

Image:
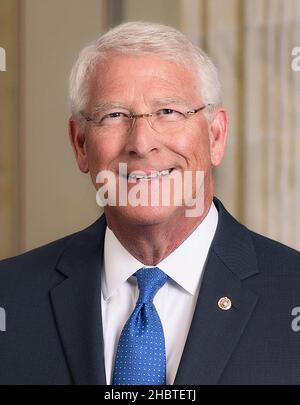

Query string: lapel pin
218 297 232 311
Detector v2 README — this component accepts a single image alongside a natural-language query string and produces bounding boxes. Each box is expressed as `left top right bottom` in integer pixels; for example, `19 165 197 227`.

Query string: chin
106 205 180 227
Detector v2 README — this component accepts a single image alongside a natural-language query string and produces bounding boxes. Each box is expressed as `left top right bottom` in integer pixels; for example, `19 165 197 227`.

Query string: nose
124 115 159 158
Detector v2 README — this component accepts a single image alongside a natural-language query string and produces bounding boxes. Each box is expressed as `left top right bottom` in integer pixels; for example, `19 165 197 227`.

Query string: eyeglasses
79 104 210 135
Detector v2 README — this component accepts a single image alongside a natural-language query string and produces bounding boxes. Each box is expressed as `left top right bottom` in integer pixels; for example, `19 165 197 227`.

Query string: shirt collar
102 202 218 300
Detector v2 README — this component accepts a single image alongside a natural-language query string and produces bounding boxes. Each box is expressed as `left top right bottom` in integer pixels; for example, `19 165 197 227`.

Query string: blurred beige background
0 0 299 259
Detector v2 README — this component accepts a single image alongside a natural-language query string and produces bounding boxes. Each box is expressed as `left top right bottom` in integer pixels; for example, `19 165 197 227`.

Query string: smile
127 168 174 181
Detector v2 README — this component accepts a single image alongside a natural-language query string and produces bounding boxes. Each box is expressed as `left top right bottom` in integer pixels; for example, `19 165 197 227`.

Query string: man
0 21 300 385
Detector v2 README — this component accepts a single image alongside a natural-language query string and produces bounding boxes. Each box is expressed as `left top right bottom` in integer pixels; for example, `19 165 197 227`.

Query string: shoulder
0 233 76 296
249 230 300 276
213 197 300 277
0 217 104 290
0 233 72 270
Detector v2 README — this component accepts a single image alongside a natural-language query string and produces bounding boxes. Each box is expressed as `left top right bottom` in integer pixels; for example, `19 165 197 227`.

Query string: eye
98 111 130 125
104 112 128 120
156 108 184 121
160 108 177 115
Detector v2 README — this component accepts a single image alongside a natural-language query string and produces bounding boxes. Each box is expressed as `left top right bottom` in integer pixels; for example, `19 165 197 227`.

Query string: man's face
69 53 227 226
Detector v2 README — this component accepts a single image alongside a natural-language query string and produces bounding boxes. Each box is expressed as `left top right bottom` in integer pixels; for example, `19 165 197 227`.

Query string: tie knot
135 267 168 304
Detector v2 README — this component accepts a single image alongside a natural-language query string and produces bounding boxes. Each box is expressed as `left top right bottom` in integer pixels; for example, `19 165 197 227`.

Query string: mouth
126 168 175 182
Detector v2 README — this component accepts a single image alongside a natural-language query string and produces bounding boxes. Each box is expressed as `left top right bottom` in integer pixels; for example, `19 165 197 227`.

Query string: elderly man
0 22 300 385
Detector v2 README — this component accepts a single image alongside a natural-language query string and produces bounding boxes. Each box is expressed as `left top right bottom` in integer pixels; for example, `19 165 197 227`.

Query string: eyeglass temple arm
186 104 210 115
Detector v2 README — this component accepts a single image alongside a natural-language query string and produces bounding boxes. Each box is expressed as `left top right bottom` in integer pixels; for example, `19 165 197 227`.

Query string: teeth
128 169 171 181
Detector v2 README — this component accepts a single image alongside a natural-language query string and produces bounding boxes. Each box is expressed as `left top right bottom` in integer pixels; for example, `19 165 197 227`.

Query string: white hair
69 21 222 117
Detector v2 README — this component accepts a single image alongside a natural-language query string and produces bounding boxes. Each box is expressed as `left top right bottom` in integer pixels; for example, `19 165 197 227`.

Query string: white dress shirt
101 202 218 385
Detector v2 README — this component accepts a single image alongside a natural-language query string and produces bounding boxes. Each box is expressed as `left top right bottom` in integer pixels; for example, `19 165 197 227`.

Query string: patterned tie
112 267 168 385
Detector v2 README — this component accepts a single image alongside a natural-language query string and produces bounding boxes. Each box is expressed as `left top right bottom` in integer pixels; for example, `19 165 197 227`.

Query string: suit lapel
174 251 258 384
50 216 107 385
174 198 260 384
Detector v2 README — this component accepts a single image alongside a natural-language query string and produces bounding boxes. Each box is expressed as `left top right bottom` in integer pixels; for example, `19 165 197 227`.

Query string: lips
127 168 174 181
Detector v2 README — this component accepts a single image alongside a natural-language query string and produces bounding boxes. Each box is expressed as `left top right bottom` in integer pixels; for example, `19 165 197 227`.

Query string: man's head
68 21 228 228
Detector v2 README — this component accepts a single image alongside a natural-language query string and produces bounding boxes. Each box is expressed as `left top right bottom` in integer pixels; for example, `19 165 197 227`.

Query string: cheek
86 134 123 172
172 131 212 169
194 136 212 166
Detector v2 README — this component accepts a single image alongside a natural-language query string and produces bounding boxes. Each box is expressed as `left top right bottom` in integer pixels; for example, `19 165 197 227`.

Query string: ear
68 117 89 173
208 108 228 167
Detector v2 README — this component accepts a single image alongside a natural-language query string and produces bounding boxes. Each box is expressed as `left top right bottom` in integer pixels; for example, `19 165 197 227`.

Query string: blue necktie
112 267 168 385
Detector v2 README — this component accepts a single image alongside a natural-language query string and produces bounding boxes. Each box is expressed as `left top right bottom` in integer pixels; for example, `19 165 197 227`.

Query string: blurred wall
124 0 180 26
19 0 106 252
0 0 18 259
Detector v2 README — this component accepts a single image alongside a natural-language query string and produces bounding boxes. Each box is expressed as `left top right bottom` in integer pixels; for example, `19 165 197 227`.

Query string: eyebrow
91 97 192 114
151 97 191 108
92 101 128 114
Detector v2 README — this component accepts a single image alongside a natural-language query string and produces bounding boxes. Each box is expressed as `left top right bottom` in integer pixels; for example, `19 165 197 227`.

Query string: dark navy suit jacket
1 198 300 385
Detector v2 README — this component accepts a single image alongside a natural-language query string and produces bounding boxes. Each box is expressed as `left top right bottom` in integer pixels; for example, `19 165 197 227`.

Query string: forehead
88 53 201 106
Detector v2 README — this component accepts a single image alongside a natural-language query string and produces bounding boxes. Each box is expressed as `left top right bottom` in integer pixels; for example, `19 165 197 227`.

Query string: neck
105 189 214 266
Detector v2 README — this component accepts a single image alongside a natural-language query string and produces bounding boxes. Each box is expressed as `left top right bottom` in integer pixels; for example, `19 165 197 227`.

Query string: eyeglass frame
79 104 212 133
